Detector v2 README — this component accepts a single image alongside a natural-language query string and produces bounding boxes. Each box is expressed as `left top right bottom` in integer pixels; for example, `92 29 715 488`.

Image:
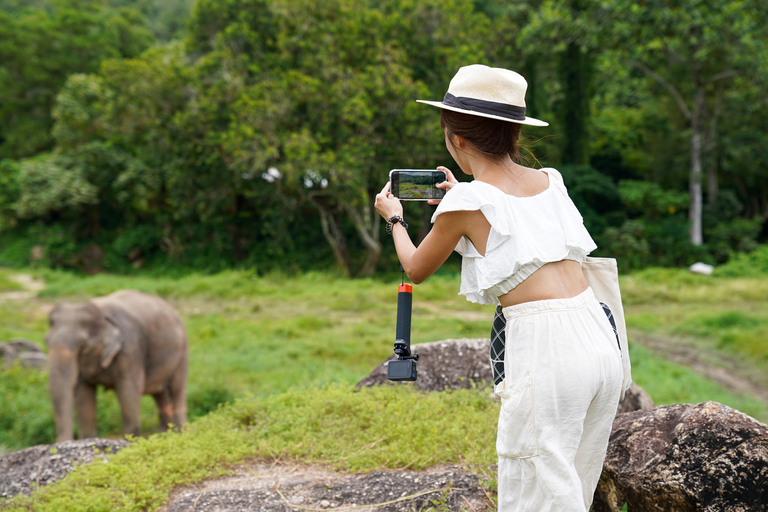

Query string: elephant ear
101 307 138 369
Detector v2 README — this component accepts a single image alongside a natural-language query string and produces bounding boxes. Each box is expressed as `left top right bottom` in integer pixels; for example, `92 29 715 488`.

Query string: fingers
375 181 402 219
437 166 459 184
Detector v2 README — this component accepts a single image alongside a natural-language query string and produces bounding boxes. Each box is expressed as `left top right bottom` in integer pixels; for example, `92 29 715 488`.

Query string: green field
0 265 766 511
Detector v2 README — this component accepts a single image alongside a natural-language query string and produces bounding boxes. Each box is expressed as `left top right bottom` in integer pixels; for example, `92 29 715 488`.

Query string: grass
0 269 22 292
1 264 767 510
620 267 768 305
3 385 499 512
0 268 491 453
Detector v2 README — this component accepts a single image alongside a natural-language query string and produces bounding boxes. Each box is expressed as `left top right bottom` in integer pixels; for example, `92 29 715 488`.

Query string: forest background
1 0 768 277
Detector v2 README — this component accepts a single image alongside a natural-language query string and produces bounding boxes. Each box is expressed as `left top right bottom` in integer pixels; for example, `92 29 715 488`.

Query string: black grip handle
396 289 412 344
394 285 412 357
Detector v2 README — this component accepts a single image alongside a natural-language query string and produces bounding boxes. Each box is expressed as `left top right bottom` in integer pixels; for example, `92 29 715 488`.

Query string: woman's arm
389 210 467 283
375 170 475 284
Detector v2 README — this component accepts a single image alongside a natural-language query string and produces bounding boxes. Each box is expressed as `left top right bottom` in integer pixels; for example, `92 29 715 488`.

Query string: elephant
45 290 188 442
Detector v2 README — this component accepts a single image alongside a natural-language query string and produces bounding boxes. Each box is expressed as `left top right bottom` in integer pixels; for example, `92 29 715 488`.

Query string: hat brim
416 100 549 127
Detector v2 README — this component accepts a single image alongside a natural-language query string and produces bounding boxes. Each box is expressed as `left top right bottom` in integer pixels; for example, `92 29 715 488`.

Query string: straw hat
417 64 548 127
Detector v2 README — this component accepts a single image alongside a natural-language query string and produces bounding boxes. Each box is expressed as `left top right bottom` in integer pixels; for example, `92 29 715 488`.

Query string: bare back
461 167 589 307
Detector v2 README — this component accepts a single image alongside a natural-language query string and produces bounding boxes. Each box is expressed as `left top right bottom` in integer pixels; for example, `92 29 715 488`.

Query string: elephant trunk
48 347 78 442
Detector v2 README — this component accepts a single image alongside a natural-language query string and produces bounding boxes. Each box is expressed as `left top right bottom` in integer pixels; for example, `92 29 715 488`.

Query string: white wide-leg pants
495 287 623 512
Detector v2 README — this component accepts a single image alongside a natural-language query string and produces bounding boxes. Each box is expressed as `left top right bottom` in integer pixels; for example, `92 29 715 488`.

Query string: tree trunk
559 42 592 165
705 84 723 205
345 201 382 278
689 86 705 246
706 153 719 206
315 203 351 276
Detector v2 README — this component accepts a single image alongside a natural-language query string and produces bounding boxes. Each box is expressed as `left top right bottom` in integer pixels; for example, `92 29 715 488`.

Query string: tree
518 0 603 165
607 0 768 245
0 0 154 158
187 0 490 276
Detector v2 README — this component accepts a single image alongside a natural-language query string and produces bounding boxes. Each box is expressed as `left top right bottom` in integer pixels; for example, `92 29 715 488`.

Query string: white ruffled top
430 168 597 305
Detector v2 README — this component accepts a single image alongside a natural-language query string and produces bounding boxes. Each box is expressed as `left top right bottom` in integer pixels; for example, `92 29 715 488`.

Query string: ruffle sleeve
429 171 597 305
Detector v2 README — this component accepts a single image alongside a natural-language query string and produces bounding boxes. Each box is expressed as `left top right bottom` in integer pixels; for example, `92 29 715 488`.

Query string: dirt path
630 330 768 410
159 461 494 512
0 273 45 301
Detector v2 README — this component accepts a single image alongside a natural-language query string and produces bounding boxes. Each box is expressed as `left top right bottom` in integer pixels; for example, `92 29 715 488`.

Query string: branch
631 60 692 120
710 70 739 83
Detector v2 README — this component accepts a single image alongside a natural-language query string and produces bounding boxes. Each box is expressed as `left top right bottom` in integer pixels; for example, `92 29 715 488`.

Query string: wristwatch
386 215 408 235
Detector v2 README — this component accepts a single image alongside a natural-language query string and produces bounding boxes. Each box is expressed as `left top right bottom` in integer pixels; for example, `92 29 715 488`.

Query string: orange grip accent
398 283 413 293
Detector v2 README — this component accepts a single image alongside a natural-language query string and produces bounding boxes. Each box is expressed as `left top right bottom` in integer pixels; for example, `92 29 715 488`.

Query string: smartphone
389 169 447 201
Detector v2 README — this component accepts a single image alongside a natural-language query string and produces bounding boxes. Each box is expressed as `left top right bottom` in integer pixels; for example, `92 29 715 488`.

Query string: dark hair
440 109 522 162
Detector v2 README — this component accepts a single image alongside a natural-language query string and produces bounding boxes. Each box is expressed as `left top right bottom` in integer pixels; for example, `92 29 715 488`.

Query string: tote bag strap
582 256 632 400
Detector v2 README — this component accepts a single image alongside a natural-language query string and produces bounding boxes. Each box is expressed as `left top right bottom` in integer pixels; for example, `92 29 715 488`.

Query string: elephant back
92 290 187 355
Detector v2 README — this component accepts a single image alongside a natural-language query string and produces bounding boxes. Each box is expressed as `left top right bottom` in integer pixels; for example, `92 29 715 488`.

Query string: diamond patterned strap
489 300 622 386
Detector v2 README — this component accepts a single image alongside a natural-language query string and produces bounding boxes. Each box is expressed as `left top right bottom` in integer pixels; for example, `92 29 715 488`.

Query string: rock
17 351 48 369
689 262 715 275
0 339 47 369
616 382 654 414
356 338 493 392
357 339 655 416
0 438 130 498
593 401 768 512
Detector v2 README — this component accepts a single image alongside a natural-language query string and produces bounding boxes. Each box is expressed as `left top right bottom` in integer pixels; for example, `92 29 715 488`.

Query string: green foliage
0 364 56 454
715 245 768 278
559 164 622 235
0 0 155 159
2 0 767 273
13 156 98 219
0 159 20 230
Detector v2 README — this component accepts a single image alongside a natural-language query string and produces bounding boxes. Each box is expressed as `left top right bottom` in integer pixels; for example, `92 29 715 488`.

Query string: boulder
0 339 47 369
0 438 130 498
617 383 654 414
593 401 768 512
357 338 653 415
356 338 492 392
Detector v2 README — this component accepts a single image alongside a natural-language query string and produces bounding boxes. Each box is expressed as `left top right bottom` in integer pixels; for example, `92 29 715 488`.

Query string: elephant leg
75 381 98 439
169 353 188 429
152 389 174 431
115 378 142 437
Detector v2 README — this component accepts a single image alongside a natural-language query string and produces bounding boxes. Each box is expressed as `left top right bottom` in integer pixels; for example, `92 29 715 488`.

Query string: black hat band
442 92 527 121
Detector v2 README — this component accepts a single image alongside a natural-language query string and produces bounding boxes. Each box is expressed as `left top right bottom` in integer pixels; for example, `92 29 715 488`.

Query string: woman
374 64 623 512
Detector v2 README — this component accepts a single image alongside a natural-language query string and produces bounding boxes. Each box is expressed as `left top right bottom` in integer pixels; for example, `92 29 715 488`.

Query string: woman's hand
375 181 403 221
427 166 459 205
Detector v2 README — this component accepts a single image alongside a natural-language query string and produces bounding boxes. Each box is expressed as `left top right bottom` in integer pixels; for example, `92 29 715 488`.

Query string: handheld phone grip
395 283 412 348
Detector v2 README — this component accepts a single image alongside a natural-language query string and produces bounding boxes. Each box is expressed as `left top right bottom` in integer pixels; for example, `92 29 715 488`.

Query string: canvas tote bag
582 256 632 400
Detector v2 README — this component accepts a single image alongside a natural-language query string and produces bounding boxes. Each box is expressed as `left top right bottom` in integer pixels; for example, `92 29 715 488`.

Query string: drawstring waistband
501 287 595 320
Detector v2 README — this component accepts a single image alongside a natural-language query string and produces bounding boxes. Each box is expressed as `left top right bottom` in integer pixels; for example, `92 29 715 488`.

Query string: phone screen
390 170 447 201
